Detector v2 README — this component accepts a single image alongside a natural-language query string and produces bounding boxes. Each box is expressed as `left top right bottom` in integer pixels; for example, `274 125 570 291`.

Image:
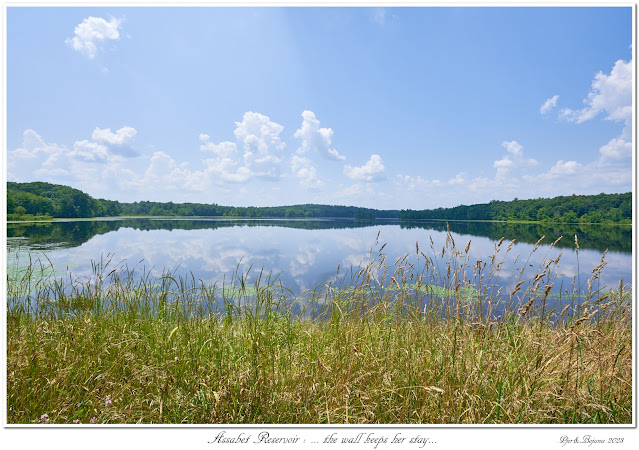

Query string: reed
6 230 632 424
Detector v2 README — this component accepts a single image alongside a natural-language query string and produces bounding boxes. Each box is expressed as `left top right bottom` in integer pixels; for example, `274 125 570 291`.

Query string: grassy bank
6 233 633 424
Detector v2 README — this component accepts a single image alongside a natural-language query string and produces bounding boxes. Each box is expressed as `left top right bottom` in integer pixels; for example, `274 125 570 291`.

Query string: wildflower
90 416 98 424
73 419 80 424
40 414 49 423
174 356 179 362
105 398 112 407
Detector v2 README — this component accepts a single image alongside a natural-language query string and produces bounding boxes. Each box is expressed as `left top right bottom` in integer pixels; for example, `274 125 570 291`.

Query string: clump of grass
6 230 632 424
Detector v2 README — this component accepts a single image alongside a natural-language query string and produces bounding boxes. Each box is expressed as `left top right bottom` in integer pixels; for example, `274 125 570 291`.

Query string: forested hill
6 181 399 219
7 182 121 218
401 193 632 224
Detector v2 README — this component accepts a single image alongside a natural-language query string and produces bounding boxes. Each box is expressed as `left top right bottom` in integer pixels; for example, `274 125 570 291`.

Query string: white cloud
293 110 346 161
143 151 177 184
21 129 47 151
199 135 239 159
397 174 441 192
492 141 538 179
598 137 632 163
92 126 137 146
65 16 122 59
8 130 70 182
344 154 386 182
234 111 286 178
130 111 287 193
8 127 147 199
448 172 466 185
219 166 253 184
540 95 559 114
291 155 323 189
71 140 110 163
335 183 364 199
502 140 523 156
9 129 62 160
493 158 513 169
546 160 583 178
196 111 287 184
560 59 631 125
34 167 71 178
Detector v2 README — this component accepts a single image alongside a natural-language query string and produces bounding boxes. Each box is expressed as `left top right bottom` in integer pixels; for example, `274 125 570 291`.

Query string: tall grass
6 230 632 424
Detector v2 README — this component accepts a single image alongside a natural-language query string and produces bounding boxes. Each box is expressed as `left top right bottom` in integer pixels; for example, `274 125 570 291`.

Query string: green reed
6 230 632 424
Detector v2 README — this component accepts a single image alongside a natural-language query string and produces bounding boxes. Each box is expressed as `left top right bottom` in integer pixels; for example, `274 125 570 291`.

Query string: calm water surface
6 218 632 310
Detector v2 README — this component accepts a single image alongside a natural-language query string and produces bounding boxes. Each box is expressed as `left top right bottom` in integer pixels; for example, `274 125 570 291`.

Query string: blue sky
6 6 633 209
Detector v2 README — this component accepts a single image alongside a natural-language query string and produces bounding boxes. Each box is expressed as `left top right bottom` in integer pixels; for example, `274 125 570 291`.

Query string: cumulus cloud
560 59 631 126
92 126 137 146
90 126 139 157
540 95 559 114
234 111 286 178
196 112 286 184
291 155 323 189
199 135 239 159
193 138 247 187
71 140 110 163
293 110 346 161
448 172 466 185
502 140 523 156
545 160 583 178
344 155 386 182
492 141 538 179
218 166 252 184
7 125 141 190
65 16 122 59
143 151 179 185
397 174 441 192
7 127 145 199
9 129 62 161
493 158 513 169
598 137 632 163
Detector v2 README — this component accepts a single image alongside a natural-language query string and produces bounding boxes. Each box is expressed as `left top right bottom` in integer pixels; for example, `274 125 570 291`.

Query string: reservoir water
6 218 632 315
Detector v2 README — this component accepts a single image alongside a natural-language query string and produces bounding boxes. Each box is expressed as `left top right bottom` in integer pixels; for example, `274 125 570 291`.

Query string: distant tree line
7 182 631 224
7 181 400 220
400 193 632 224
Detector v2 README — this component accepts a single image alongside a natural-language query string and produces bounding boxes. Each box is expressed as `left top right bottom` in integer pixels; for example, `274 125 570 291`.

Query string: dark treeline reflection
7 218 381 249
7 218 631 254
399 220 631 254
